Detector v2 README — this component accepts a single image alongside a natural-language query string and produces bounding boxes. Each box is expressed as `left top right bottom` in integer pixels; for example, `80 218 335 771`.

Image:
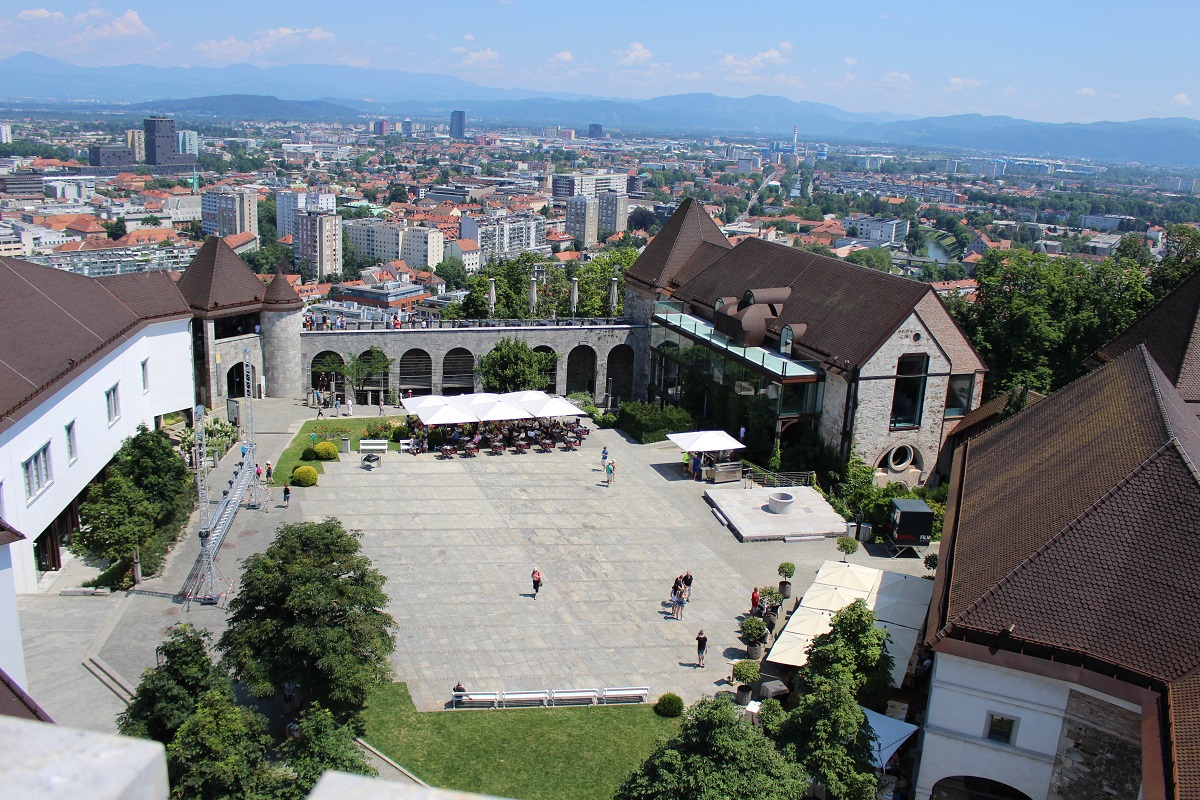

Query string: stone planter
747 641 764 660
779 580 792 599
767 492 795 514
735 684 753 705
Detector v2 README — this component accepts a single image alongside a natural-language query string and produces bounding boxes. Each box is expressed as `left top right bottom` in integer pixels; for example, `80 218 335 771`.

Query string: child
283 485 291 508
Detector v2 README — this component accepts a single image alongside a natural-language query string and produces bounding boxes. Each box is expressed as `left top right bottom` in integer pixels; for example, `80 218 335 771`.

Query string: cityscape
2 5 1200 800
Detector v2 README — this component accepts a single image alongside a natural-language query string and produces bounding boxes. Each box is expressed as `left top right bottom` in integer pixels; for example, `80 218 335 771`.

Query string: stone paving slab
707 485 848 541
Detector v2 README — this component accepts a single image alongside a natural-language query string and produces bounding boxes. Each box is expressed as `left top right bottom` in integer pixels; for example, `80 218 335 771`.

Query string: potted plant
837 535 860 562
758 586 784 630
741 616 768 660
732 659 760 705
777 562 795 599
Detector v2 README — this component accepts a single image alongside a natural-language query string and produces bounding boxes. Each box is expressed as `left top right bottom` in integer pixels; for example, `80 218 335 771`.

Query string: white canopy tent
861 706 918 769
666 430 746 453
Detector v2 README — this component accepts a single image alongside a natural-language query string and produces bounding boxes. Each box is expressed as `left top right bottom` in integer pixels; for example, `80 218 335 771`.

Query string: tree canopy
218 519 396 726
166 688 274 800
615 696 808 800
479 337 558 392
274 704 376 799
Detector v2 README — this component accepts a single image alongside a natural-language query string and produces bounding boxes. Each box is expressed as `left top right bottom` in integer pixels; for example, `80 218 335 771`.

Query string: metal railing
740 462 819 489
303 316 633 332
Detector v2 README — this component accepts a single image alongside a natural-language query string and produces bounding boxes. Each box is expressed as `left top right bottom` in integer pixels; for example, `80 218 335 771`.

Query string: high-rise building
342 218 406 262
88 145 135 169
552 171 628 199
201 188 258 239
460 214 550 263
401 119 413 135
449 110 466 139
176 130 199 157
373 119 392 136
566 195 599 248
124 129 145 162
0 124 11 145
598 191 629 235
143 117 196 167
294 211 343 281
400 226 445 267
275 190 335 239
588 123 604 139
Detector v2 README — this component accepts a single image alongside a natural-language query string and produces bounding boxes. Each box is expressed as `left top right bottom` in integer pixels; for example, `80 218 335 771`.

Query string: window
945 374 974 418
23 443 52 499
890 354 929 429
65 421 78 463
780 325 793 355
141 359 149 393
105 384 120 424
986 713 1017 745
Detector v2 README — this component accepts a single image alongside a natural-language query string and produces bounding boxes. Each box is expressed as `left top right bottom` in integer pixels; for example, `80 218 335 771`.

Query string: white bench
601 686 650 704
500 690 549 707
550 688 598 706
396 438 413 453
359 439 388 468
452 691 499 709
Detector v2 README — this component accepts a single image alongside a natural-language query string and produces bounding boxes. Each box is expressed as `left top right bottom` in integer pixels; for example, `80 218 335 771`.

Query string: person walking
691 453 703 481
346 395 353 416
670 587 683 619
282 485 291 508
607 459 616 485
531 568 543 599
265 462 273 484
378 396 385 416
696 629 708 668
682 571 693 601
316 401 324 418
334 397 341 417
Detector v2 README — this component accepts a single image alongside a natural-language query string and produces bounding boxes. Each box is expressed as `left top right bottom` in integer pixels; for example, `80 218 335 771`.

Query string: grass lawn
363 683 679 800
275 415 414 486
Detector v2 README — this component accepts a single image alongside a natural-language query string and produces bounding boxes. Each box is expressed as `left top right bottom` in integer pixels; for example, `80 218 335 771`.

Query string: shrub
567 391 595 407
363 420 392 440
924 553 939 572
291 466 318 487
313 442 338 461
614 401 694 444
740 616 768 643
386 388 399 406
654 692 685 718
778 562 796 580
732 659 761 685
301 446 319 461
389 425 410 442
426 428 445 447
758 697 786 736
759 586 783 609
595 413 617 428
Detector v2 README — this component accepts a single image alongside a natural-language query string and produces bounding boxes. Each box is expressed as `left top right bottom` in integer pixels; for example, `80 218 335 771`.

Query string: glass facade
890 354 929 429
945 374 974 417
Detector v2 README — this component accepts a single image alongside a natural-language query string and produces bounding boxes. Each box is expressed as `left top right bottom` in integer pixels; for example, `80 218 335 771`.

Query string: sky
0 1 1195 124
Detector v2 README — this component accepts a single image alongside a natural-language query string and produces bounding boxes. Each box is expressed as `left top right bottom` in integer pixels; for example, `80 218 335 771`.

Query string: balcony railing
303 317 634 332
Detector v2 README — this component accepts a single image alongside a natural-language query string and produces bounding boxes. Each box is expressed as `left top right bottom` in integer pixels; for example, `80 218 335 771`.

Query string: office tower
401 119 414 135
88 145 135 168
275 190 335 239
143 117 196 167
598 191 629 235
566 195 599 248
373 119 392 136
294 211 343 281
0 124 11 145
176 130 199 157
588 123 604 139
449 111 466 139
124 129 145 161
201 188 258 238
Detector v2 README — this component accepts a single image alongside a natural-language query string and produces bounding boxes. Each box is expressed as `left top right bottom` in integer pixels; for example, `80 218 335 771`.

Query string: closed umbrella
488 276 496 318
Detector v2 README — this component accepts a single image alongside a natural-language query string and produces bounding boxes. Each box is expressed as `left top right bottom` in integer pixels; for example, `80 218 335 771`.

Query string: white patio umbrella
402 394 452 413
458 392 503 407
778 606 833 638
860 705 918 769
800 583 871 613
868 596 930 631
474 400 535 422
814 561 882 594
520 395 585 418
501 390 549 405
666 430 746 453
415 404 479 426
875 571 936 605
765 630 818 667
873 622 919 688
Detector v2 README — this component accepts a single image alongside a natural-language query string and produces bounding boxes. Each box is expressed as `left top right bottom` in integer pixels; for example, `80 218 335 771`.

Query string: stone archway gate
300 323 649 402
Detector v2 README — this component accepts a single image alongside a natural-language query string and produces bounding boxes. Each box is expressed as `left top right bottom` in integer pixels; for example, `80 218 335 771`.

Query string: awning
666 430 746 453
861 705 918 769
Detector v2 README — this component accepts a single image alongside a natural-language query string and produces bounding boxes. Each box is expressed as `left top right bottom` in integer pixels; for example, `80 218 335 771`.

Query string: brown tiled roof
261 263 303 311
625 198 731 292
176 236 265 316
948 389 1045 439
1170 669 1200 800
0 666 52 723
0 518 26 546
1094 267 1200 403
96 271 191 321
671 237 934 370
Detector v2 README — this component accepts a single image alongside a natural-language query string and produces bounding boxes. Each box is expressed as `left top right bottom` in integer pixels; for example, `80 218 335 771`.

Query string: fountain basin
767 492 795 514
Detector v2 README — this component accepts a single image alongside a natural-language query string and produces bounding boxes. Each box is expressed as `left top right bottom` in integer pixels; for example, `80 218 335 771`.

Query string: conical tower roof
262 260 304 311
176 236 265 317
626 197 732 293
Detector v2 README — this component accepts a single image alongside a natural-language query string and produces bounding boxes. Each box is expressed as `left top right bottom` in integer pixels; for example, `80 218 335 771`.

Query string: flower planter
735 684 753 705
779 580 792 599
767 492 795 514
747 641 764 660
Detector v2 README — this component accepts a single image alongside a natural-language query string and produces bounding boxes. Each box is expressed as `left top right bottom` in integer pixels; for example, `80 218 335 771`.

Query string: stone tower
259 262 304 399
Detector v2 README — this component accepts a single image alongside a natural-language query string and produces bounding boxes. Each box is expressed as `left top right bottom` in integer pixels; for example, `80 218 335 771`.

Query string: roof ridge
947 439 1178 633
1142 343 1175 441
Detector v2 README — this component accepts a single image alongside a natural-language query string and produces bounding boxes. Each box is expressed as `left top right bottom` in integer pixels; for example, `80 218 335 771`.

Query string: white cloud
461 47 499 67
450 46 467 53
614 41 652 66
194 26 336 63
74 8 106 22
463 33 474 41
1077 87 1097 97
844 56 857 66
86 9 151 38
1002 86 1018 95
944 76 984 92
550 50 573 63
17 8 64 21
1172 92 1192 107
717 41 793 82
881 70 911 89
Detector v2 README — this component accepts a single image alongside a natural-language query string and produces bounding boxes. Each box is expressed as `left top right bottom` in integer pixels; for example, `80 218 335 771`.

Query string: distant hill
131 95 360 122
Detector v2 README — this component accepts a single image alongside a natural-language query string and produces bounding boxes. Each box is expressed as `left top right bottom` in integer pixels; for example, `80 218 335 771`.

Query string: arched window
780 325 793 354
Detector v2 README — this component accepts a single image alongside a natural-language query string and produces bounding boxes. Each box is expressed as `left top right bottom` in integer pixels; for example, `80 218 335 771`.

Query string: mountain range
4 52 1200 168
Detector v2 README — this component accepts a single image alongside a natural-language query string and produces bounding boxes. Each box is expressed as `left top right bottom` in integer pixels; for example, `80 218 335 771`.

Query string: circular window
887 445 914 472
913 332 922 342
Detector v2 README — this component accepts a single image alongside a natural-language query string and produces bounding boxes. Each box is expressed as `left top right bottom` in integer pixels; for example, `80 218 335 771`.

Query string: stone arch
357 347 390 404
311 350 343 394
605 344 635 405
566 344 597 396
442 347 476 395
397 348 433 396
226 362 257 399
929 776 1034 800
533 345 558 392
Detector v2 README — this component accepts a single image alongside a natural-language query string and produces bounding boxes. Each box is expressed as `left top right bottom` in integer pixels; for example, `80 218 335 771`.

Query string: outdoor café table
464 443 478 457
439 445 456 459
490 441 505 455
513 440 529 454
539 438 555 452
563 437 580 451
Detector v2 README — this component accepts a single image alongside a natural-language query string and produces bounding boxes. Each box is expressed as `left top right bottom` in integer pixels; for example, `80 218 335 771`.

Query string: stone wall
200 324 264 407
299 325 648 402
1048 690 1142 800
260 307 303 399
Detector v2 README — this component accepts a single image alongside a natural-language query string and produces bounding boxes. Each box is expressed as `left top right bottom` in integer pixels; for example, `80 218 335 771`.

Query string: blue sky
0 1 1194 123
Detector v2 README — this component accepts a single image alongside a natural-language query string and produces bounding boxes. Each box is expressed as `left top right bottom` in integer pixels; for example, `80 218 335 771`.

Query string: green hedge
615 402 694 444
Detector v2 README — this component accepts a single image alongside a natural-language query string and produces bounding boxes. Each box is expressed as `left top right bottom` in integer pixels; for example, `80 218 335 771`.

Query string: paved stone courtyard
18 399 929 731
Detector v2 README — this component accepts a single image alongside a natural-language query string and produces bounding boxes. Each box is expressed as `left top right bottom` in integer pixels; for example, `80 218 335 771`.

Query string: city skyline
0 1 1194 125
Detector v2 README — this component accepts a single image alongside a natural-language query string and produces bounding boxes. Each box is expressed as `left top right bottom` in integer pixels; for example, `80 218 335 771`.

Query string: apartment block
551 171 629 199
566 195 599 248
460 213 550 262
201 188 259 239
400 226 445 268
176 130 199 157
342 217 406 262
294 211 343 281
598 191 629 235
275 190 336 238
447 238 482 273
124 129 145 162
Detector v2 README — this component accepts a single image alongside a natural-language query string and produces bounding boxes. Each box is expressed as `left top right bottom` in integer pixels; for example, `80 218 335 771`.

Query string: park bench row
452 686 649 709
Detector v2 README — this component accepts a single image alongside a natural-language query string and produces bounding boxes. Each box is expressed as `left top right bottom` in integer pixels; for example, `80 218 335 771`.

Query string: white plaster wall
0 318 194 594
0 544 26 688
915 652 1140 800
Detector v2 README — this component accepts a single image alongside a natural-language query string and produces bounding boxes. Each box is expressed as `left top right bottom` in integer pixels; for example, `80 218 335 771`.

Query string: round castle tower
259 263 305 399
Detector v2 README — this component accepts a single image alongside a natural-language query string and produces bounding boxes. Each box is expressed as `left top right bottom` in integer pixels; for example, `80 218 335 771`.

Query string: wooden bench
601 686 650 704
501 690 549 707
549 688 598 706
452 691 499 709
359 439 388 468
